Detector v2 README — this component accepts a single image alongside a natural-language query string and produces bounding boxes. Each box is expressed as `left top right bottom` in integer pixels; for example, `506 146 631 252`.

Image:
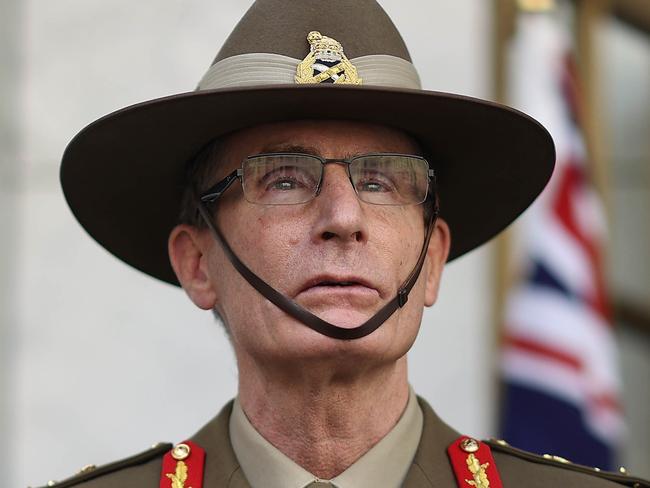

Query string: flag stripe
502 350 624 441
504 335 582 371
551 162 611 320
506 286 618 383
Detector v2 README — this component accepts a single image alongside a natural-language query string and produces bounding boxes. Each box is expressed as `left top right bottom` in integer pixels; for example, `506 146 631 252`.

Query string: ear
168 224 218 310
423 218 451 306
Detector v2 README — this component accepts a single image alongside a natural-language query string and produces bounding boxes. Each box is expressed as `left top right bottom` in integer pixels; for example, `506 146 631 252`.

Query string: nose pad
318 162 357 200
320 160 357 190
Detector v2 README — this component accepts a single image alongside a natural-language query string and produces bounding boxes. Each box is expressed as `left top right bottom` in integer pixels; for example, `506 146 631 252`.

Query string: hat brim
61 84 554 286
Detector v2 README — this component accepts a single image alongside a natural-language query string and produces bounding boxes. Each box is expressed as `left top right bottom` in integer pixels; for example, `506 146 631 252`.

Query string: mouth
297 276 380 298
292 276 383 328
314 280 362 287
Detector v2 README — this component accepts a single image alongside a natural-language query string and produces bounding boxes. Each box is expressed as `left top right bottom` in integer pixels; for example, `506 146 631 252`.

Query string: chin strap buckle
398 289 409 308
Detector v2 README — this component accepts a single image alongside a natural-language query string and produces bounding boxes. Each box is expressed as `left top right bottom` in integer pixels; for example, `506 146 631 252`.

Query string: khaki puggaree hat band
198 53 421 90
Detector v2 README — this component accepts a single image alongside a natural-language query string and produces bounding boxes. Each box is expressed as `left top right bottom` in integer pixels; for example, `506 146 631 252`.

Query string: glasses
200 153 435 206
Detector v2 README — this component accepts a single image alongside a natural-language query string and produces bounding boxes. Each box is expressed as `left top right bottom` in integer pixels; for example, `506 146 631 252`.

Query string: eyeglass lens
241 154 430 205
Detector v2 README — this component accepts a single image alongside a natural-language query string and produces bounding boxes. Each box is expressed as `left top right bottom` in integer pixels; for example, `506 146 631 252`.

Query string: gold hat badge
295 31 362 85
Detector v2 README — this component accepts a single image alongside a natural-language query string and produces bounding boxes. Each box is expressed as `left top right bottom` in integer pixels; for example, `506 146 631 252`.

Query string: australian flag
500 8 625 470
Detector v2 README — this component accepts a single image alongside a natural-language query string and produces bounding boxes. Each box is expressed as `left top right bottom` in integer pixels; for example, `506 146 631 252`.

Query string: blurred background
0 1 648 487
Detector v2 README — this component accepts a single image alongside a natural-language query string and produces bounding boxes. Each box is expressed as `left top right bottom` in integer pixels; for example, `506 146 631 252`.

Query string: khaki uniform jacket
37 398 649 488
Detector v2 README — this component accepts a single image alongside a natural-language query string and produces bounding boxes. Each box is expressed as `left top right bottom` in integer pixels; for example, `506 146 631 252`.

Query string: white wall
1 0 22 480
10 2 495 487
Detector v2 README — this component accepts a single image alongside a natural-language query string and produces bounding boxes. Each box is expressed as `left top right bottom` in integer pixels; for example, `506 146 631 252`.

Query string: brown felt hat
61 0 555 286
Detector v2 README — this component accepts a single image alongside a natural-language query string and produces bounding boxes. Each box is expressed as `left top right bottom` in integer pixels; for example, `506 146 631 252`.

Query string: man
39 0 648 487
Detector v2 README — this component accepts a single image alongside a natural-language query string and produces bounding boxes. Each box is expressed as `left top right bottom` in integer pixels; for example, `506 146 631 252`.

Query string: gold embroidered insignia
166 460 190 488
465 453 490 488
295 31 362 85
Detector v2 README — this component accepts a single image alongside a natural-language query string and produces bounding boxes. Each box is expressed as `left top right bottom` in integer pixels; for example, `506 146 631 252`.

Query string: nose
311 163 369 244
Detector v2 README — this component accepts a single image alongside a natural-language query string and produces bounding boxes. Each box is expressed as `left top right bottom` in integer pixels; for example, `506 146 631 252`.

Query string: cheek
371 207 424 270
224 206 311 287
253 211 303 249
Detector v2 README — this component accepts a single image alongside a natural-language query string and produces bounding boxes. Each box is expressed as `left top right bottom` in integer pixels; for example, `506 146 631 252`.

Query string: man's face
171 120 450 368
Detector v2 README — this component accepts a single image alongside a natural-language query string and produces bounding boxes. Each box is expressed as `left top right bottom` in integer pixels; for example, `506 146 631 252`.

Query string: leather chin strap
197 202 439 340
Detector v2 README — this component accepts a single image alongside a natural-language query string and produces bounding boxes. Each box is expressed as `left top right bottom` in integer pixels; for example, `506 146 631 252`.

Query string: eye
271 178 299 191
355 171 396 193
262 165 317 192
358 181 387 192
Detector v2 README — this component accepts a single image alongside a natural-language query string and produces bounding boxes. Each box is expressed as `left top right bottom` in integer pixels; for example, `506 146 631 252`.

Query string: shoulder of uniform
484 438 650 488
30 442 172 488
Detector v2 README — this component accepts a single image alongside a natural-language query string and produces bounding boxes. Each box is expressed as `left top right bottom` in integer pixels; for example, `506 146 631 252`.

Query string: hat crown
213 0 412 65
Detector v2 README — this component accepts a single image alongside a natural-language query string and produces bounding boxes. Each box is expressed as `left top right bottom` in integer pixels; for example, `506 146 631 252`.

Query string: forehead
218 120 422 167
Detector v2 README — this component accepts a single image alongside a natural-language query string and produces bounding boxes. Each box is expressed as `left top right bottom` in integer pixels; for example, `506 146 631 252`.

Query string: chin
234 299 420 366
312 307 378 330
278 309 418 363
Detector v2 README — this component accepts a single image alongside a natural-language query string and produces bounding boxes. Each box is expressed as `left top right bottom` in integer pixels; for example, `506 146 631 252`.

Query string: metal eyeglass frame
199 152 436 205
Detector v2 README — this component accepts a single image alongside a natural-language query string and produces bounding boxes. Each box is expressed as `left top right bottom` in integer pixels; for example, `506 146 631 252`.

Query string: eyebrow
258 143 322 156
256 143 377 161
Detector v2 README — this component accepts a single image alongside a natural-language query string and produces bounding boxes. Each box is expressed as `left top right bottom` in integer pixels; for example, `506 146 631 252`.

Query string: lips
296 275 380 298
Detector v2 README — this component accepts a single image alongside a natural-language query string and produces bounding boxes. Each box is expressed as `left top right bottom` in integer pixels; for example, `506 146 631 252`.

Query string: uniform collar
229 387 423 488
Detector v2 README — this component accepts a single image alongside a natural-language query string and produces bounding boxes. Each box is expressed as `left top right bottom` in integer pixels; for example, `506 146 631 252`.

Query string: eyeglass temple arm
200 169 242 204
